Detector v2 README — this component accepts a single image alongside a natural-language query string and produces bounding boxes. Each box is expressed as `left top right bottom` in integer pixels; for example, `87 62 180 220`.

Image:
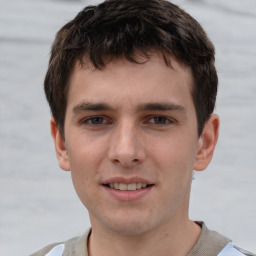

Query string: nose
108 123 145 168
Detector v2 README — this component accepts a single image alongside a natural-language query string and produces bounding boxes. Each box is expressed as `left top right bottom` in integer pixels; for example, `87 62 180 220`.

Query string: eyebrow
73 102 115 114
72 101 186 115
136 102 186 112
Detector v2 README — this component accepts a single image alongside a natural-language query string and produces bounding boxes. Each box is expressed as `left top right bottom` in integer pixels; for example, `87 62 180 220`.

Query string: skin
51 53 219 256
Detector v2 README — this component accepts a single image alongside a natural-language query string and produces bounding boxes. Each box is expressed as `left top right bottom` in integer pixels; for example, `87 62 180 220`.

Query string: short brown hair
44 0 217 137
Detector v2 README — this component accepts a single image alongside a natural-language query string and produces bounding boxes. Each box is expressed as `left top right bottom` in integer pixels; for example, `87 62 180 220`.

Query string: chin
104 214 155 235
110 223 151 235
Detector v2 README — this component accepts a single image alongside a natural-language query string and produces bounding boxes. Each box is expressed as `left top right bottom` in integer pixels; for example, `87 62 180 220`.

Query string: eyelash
82 116 109 126
146 116 174 125
80 115 175 127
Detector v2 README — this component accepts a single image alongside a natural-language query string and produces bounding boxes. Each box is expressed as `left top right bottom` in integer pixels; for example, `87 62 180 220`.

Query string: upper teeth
109 183 148 191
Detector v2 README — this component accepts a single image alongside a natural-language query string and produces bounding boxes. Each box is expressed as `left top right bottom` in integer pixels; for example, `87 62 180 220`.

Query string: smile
102 179 154 201
105 183 151 191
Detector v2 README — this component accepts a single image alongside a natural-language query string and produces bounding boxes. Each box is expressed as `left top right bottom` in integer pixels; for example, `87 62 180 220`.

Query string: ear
50 117 70 171
193 114 219 171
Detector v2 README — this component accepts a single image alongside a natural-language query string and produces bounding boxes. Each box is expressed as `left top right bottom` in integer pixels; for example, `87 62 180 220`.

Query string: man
31 0 255 255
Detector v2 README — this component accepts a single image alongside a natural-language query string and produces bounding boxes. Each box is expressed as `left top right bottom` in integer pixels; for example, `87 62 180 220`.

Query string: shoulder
188 222 255 256
218 242 256 256
29 230 90 256
29 242 65 256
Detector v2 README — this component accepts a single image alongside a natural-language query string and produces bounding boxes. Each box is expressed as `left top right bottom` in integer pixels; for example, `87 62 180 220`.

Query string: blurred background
0 0 255 255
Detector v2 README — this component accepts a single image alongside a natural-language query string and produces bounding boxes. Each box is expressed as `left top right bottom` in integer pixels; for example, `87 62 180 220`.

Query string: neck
88 217 201 256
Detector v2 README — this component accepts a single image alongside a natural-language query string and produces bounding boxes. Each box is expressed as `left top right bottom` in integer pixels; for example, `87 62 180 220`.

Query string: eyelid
78 114 176 127
145 115 175 125
80 115 111 126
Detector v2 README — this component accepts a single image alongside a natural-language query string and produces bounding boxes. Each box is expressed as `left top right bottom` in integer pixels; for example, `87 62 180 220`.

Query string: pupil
92 117 103 124
154 117 166 124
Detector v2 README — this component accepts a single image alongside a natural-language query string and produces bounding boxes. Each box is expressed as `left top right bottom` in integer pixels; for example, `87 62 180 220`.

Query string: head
47 0 219 236
44 0 218 138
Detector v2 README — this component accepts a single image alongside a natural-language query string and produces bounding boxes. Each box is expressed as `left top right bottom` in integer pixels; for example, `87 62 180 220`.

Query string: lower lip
103 185 154 201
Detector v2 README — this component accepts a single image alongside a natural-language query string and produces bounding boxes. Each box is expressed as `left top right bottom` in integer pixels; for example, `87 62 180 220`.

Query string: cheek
68 145 101 209
149 134 197 170
66 136 105 195
148 133 198 199
67 132 105 170
153 136 195 198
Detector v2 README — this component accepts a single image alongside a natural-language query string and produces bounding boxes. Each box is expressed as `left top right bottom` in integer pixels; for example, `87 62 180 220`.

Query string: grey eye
90 117 104 124
153 117 168 124
86 117 106 124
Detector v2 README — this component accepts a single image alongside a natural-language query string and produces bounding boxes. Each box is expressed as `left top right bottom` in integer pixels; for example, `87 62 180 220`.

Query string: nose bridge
108 121 144 166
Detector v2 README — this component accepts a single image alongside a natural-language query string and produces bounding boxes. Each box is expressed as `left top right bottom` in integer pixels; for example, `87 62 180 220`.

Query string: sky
0 0 255 255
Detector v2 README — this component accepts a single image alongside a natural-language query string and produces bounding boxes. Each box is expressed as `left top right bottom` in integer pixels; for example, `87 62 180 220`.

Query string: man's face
54 54 209 235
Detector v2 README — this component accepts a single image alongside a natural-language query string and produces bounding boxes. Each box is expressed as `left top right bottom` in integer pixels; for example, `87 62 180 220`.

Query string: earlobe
193 114 219 171
50 118 70 171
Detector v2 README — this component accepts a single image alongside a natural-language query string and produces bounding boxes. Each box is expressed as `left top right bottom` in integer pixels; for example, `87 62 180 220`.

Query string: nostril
110 157 141 168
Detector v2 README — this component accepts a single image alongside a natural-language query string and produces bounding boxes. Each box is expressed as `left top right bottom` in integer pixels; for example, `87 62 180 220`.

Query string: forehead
67 54 194 109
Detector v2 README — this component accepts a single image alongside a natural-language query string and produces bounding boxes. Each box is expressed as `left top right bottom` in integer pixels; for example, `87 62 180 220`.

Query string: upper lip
102 176 154 185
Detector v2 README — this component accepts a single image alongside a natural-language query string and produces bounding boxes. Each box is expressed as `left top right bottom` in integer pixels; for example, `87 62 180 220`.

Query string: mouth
103 183 153 191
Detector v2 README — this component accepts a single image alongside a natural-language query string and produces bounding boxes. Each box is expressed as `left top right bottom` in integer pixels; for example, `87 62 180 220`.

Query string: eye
147 116 174 125
83 116 108 125
153 116 168 124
